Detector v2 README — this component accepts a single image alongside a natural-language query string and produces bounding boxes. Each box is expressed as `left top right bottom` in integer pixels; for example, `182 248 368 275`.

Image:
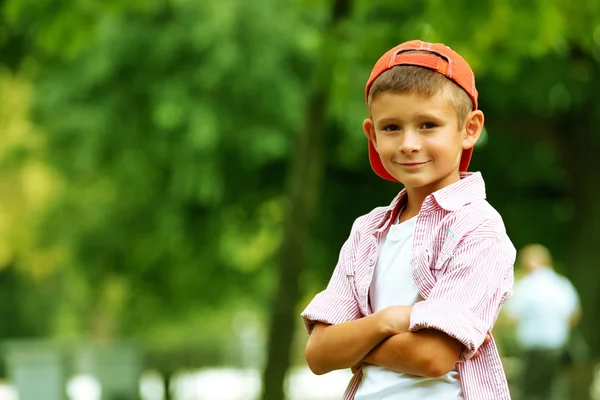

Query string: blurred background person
504 244 581 400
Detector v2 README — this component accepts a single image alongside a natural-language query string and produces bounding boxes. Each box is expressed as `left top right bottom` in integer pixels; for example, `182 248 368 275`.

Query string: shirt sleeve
409 235 515 361
300 219 364 334
502 280 524 320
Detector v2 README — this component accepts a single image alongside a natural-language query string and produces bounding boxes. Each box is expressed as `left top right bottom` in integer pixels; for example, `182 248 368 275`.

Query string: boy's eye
383 124 400 131
421 122 437 129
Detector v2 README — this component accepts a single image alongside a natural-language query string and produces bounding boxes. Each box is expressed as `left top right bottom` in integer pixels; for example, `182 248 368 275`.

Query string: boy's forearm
363 329 462 378
306 306 412 375
306 314 389 375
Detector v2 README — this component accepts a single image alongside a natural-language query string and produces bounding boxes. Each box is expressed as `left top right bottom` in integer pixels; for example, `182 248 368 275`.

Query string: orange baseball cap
365 40 479 182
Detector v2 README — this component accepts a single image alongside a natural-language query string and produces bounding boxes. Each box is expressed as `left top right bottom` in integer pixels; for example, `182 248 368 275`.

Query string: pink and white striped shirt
301 172 516 400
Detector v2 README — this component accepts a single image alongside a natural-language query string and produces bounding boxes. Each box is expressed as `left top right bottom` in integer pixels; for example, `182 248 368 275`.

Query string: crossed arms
303 235 514 378
305 305 464 378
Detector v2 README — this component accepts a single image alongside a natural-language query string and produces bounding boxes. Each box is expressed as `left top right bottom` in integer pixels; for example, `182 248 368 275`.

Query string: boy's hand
473 333 492 358
379 305 413 335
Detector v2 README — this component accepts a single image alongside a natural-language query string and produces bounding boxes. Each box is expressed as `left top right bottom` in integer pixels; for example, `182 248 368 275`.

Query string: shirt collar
375 172 486 232
431 172 486 211
375 190 407 233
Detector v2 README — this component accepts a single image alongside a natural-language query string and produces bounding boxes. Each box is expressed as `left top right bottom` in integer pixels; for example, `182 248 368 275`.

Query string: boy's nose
399 130 421 154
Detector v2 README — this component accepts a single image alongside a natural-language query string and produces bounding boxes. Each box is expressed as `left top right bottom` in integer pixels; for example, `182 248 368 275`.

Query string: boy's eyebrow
375 111 448 124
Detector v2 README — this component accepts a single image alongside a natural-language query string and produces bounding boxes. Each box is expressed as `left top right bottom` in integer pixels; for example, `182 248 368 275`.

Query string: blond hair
518 244 554 269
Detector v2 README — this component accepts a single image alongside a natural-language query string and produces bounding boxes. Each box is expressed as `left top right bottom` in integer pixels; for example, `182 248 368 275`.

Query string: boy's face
363 90 482 197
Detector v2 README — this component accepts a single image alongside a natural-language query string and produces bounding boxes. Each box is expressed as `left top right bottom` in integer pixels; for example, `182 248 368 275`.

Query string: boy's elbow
305 340 329 375
421 354 457 378
412 330 462 378
307 362 328 376
423 360 454 379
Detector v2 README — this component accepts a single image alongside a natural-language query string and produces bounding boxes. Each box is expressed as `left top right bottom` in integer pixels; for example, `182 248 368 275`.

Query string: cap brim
459 148 473 172
368 142 474 181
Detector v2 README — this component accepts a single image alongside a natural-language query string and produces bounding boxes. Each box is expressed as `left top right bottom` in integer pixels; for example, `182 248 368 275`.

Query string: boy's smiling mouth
395 161 430 169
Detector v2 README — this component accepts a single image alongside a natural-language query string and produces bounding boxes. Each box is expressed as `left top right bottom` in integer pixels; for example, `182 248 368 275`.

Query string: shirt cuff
300 291 361 334
409 299 487 360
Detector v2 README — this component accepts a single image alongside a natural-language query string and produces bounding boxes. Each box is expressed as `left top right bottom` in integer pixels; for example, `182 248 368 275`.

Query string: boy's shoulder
350 204 391 234
434 171 511 241
442 198 516 257
454 197 506 231
346 190 404 235
460 198 509 233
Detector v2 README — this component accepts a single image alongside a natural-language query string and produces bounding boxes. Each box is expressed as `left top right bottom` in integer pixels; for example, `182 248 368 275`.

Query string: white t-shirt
504 267 579 349
355 215 463 400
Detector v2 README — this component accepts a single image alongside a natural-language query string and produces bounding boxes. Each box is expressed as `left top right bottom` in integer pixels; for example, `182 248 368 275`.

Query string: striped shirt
301 172 516 400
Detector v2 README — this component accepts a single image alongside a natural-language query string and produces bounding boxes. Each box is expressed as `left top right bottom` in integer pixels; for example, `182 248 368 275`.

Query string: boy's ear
363 118 378 150
462 110 484 150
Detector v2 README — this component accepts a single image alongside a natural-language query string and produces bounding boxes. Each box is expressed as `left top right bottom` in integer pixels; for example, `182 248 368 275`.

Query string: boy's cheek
376 138 396 155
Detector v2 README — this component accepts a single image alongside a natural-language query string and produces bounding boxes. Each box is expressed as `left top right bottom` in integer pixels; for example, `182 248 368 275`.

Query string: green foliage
1 0 600 366
1 0 322 341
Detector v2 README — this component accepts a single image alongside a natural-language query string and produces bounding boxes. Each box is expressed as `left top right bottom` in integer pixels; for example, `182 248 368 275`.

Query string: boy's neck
399 194 422 223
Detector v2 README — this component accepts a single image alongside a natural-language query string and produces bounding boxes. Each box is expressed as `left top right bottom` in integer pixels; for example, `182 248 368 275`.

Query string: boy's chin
397 174 442 189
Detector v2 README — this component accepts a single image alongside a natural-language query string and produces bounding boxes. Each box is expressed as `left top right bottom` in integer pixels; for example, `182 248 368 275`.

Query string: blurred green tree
1 0 600 397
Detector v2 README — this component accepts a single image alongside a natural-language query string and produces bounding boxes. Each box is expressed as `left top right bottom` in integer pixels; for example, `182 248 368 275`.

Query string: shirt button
368 259 374 266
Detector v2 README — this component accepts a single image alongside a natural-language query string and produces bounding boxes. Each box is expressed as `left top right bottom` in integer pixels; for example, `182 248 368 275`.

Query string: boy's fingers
473 333 493 358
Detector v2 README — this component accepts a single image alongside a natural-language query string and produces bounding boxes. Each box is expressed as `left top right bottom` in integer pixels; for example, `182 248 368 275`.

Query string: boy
301 40 516 400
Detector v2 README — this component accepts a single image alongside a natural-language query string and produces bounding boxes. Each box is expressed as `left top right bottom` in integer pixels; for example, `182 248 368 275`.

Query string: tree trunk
260 1 353 399
163 370 172 400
